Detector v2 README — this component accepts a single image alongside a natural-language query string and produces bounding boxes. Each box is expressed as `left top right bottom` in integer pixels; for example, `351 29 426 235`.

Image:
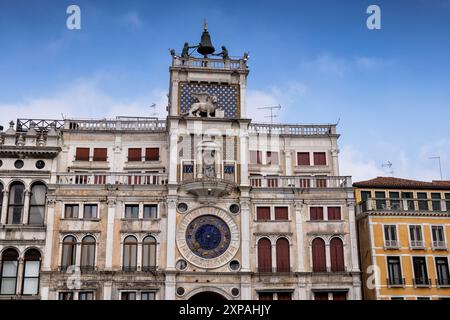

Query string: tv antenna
257 104 281 124
382 161 394 176
149 103 157 117
429 156 443 180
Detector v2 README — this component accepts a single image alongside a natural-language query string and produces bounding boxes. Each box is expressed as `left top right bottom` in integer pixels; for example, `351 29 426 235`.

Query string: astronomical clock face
176 207 240 269
186 215 231 259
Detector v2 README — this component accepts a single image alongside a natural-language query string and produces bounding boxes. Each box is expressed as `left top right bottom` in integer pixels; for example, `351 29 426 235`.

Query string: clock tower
164 24 253 299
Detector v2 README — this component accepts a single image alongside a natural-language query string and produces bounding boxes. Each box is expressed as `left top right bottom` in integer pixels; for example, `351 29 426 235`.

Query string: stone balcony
249 175 352 189
180 177 236 198
55 172 168 186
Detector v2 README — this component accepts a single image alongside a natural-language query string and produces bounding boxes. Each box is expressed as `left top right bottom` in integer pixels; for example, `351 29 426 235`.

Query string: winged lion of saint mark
187 92 218 117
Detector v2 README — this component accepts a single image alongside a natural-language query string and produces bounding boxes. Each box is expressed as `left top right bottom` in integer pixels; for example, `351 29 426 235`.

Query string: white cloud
340 142 450 183
302 54 347 77
247 82 308 123
121 12 143 28
339 145 386 182
0 76 167 127
355 56 386 70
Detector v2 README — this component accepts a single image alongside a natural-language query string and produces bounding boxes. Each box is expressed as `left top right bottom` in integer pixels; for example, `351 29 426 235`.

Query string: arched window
0 249 19 295
142 236 157 271
61 236 77 270
29 182 47 225
276 238 290 272
330 237 345 272
7 182 25 224
22 249 41 295
123 236 137 271
312 238 326 272
257 238 272 272
81 236 96 271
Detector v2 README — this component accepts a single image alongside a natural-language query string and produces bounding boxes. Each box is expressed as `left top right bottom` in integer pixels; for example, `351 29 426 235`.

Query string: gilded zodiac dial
185 215 231 259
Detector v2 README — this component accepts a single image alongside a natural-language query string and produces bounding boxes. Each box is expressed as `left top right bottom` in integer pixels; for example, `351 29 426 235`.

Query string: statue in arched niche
202 149 216 178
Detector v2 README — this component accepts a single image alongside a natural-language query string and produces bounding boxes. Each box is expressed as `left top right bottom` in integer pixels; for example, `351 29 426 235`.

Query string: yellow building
354 177 450 300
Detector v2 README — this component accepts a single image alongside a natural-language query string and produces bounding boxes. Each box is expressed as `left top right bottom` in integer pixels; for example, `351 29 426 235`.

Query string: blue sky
1 0 449 181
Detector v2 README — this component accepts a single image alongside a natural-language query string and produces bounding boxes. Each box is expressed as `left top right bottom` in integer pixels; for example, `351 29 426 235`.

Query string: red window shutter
312 238 326 272
276 238 290 272
274 207 288 220
257 207 271 220
258 293 273 300
93 148 107 161
277 293 292 300
314 292 329 300
250 151 262 164
297 152 310 166
330 238 345 272
267 152 278 165
128 148 141 161
316 178 327 188
328 207 341 220
257 238 272 272
145 148 159 161
313 152 326 165
333 292 347 300
310 207 324 221
75 148 90 161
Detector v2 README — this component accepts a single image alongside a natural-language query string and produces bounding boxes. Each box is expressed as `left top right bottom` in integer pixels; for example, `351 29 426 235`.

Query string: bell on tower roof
197 19 215 57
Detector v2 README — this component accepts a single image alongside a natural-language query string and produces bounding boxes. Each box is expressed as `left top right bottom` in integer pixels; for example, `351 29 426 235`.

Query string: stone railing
249 176 352 189
249 123 336 136
357 197 449 214
171 55 247 70
64 118 166 132
56 172 168 186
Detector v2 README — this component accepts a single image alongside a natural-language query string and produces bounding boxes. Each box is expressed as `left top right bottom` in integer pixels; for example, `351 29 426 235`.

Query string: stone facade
0 43 361 300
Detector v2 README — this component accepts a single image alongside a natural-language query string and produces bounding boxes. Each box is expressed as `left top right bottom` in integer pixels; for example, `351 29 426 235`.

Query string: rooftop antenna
149 103 157 117
429 156 443 180
257 104 281 124
382 161 394 176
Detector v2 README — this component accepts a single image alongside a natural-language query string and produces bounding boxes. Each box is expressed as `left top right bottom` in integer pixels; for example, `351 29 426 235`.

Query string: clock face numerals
186 215 231 259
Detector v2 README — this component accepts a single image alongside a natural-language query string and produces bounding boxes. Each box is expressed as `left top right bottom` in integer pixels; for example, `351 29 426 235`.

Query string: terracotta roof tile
353 177 450 190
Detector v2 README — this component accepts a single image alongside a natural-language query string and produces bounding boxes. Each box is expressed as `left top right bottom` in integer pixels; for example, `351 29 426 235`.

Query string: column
331 149 339 176
168 130 178 184
16 258 24 295
40 287 49 300
240 275 252 300
43 199 56 271
165 196 177 270
104 199 116 271
271 241 276 272
103 281 113 300
165 273 176 300
239 125 249 186
325 243 331 272
295 202 305 272
240 199 250 272
1 191 8 224
347 204 360 272
285 150 292 176
22 190 30 224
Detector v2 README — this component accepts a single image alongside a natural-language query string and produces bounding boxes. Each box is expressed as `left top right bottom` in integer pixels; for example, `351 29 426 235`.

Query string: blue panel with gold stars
179 82 240 118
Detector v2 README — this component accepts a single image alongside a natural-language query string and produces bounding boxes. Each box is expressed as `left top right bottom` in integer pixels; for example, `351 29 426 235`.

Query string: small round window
229 204 240 214
176 259 188 271
229 260 240 271
14 160 24 169
35 160 45 169
231 288 240 297
177 287 185 296
177 202 188 213
0 159 3 168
